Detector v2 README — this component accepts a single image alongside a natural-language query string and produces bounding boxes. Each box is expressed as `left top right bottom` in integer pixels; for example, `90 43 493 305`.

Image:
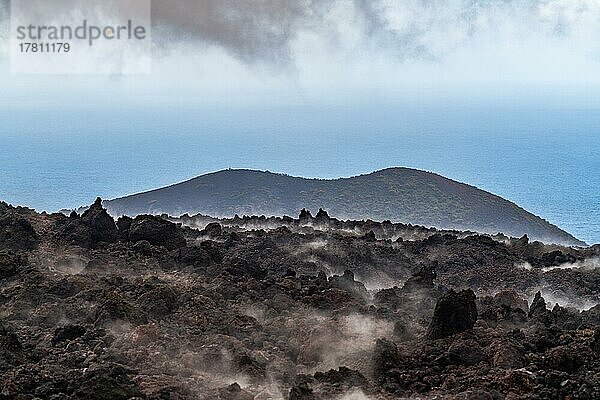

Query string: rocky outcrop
402 262 437 292
218 382 253 400
288 367 371 399
70 363 143 400
478 289 528 327
0 320 23 367
52 324 86 345
528 291 552 324
427 289 477 339
0 213 37 251
127 215 186 250
0 251 26 279
315 208 330 221
299 208 313 221
362 230 376 242
115 215 133 238
201 222 223 237
58 198 118 248
373 338 402 387
328 270 369 300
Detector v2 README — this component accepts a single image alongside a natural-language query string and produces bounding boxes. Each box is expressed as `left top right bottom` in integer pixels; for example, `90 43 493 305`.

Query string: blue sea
1 101 599 244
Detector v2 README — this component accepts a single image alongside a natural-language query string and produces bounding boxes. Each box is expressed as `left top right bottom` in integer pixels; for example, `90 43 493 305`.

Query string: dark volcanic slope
104 168 584 246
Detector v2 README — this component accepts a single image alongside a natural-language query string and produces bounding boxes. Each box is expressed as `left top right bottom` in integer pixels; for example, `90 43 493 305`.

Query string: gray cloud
0 0 7 66
0 1 7 38
1 0 598 67
151 0 318 65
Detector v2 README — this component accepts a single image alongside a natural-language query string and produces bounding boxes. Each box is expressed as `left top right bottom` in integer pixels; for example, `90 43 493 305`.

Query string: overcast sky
1 0 600 108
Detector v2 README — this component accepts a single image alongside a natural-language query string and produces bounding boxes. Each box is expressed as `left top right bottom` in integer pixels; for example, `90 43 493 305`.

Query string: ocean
1 101 598 244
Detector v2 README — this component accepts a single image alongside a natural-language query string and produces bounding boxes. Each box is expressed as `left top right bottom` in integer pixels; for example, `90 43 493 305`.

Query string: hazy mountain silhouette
103 168 585 246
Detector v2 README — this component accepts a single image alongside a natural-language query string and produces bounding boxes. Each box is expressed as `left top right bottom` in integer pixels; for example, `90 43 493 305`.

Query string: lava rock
427 289 477 339
116 215 133 237
218 382 253 400
70 363 143 400
373 287 401 309
0 251 26 279
94 293 148 326
491 338 525 368
592 329 600 353
494 289 528 312
299 209 313 221
541 250 576 267
315 208 330 221
328 270 369 300
128 214 186 250
313 366 369 389
529 291 547 316
138 286 180 319
288 382 318 400
362 230 377 242
0 201 598 399
479 290 529 327
52 324 86 345
0 213 38 251
59 198 118 248
528 291 553 325
448 339 488 366
402 262 437 291
373 338 402 387
545 344 588 373
0 321 23 353
202 222 223 236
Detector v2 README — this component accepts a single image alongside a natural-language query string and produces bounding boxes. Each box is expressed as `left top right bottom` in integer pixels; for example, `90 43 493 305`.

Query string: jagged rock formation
126 214 186 250
402 262 437 292
0 210 38 251
58 197 118 248
101 168 585 246
426 289 478 339
328 270 369 301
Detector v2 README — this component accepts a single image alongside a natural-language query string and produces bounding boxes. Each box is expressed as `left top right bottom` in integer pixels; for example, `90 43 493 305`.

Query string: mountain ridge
103 167 586 246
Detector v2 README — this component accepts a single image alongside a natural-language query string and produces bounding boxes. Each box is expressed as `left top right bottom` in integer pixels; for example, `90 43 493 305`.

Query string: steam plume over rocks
0 199 598 399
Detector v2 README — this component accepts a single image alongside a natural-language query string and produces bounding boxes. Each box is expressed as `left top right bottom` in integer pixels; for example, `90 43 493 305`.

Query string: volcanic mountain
102 168 585 246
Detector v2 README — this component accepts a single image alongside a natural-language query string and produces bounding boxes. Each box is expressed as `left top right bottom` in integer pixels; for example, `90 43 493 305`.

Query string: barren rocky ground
1 199 599 399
